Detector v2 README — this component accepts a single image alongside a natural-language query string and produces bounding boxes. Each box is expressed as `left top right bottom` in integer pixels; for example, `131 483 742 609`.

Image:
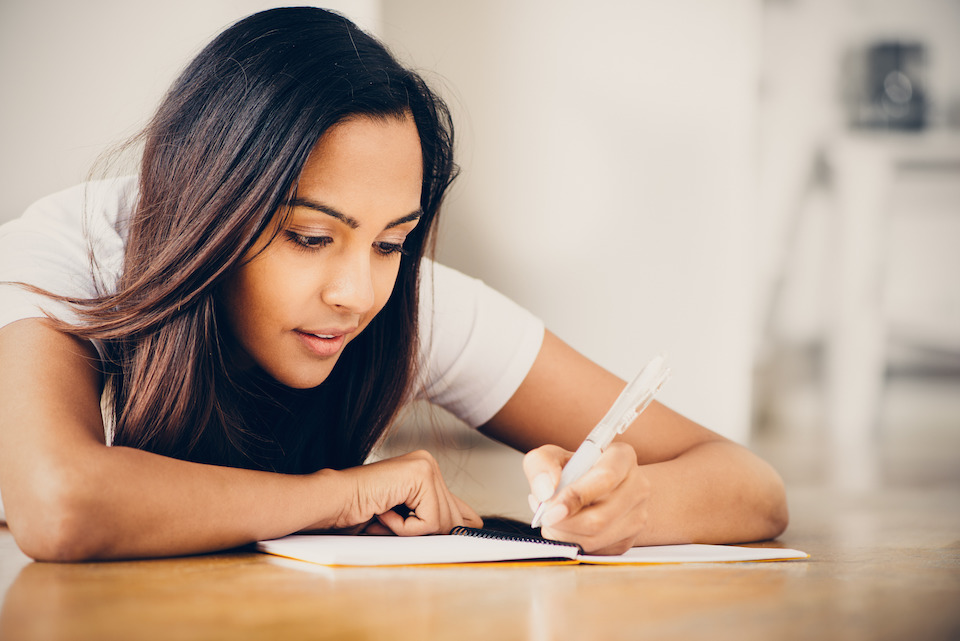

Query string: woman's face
222 115 424 389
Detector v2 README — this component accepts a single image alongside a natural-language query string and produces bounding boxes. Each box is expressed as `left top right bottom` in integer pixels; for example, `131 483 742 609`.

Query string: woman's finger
362 520 393 535
453 495 484 529
371 449 480 536
522 444 573 503
543 442 637 523
541 456 652 553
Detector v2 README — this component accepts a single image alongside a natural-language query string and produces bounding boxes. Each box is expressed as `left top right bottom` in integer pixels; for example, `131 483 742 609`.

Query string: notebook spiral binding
450 526 582 552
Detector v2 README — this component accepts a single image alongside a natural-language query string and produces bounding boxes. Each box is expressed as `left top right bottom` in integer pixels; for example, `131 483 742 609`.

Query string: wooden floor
1 375 958 640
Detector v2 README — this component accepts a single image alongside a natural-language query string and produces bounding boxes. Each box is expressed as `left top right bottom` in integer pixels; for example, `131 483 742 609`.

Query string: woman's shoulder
415 259 545 427
16 176 138 236
0 177 139 331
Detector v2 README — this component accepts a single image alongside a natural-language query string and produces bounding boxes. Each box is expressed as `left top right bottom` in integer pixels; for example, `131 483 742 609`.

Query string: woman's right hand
308 450 482 536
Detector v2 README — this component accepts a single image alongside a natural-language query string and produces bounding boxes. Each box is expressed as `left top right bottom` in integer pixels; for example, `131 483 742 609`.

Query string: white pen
530 354 671 529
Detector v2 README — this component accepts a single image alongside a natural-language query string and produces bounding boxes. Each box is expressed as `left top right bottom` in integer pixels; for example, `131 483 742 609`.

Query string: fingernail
528 493 540 513
540 503 568 528
532 473 555 503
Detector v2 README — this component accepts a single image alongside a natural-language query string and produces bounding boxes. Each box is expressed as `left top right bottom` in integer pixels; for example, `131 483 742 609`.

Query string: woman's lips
294 329 348 358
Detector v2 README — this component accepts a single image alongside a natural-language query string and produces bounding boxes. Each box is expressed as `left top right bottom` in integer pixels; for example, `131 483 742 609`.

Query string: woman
0 7 787 562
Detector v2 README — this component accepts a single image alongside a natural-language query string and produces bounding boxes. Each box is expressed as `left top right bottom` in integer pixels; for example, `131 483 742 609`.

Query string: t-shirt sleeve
415 260 545 428
0 177 133 332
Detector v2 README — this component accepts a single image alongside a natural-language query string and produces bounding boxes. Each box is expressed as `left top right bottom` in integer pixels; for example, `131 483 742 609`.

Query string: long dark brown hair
43 7 457 473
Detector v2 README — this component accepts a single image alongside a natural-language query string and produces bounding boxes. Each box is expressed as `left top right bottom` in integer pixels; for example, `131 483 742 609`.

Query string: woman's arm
479 330 788 554
0 319 479 561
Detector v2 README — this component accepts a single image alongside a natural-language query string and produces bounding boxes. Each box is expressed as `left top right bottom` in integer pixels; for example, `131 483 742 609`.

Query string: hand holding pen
529 354 671 530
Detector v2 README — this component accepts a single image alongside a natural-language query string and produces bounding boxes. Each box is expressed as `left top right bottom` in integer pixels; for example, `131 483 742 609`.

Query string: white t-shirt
0 178 544 519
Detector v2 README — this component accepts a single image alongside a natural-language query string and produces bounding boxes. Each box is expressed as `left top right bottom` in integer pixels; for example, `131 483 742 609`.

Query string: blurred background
1 0 957 518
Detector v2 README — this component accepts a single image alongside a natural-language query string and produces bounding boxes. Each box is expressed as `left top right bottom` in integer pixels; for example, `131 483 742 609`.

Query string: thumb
453 495 484 529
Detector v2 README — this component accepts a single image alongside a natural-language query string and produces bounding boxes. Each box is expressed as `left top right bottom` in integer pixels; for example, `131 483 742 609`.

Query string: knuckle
627 469 652 499
609 442 637 462
591 465 619 488
578 509 605 534
408 449 435 463
635 505 650 529
564 485 588 510
636 472 652 495
539 444 566 456
521 452 541 475
408 457 436 477
523 445 561 470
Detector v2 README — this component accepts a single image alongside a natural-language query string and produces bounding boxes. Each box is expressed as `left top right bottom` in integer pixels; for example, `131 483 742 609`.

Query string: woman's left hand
523 442 652 555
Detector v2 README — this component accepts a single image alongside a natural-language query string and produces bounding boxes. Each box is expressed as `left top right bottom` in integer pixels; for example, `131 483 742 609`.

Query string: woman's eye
375 241 409 257
286 231 332 251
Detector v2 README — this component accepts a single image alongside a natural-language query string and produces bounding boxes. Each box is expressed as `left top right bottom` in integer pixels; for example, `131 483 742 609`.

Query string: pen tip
531 504 545 529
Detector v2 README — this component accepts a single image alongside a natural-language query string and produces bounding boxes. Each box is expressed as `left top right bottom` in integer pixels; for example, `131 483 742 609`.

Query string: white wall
0 0 380 221
1 0 759 442
383 1 760 441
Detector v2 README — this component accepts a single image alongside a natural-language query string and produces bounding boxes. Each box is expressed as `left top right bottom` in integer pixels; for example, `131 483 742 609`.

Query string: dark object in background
848 41 927 131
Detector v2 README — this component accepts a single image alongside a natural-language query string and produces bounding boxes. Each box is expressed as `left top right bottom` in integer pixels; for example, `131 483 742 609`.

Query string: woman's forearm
0 320 338 561
11 442 343 561
634 440 788 546
13 443 483 562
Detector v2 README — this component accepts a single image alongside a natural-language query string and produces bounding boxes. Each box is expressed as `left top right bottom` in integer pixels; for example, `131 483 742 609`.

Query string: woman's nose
320 252 376 313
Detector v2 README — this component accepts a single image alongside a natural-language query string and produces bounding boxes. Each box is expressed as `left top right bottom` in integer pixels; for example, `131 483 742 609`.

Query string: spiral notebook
257 527 808 567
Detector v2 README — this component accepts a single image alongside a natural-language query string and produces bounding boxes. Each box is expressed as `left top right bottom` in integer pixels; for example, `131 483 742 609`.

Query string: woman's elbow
759 471 790 541
6 472 105 562
764 500 790 542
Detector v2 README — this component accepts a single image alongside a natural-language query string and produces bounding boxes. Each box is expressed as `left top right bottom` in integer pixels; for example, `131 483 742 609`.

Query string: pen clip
592 355 671 441
614 366 670 434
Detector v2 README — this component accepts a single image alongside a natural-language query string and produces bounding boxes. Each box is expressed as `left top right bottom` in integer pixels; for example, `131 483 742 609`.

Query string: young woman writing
0 7 787 562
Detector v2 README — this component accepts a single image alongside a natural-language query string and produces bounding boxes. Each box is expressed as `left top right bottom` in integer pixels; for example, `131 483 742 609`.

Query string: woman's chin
267 363 338 390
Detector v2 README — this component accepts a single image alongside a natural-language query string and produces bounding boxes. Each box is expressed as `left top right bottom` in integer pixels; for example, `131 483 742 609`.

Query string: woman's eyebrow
385 210 423 229
288 198 359 228
288 198 421 230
